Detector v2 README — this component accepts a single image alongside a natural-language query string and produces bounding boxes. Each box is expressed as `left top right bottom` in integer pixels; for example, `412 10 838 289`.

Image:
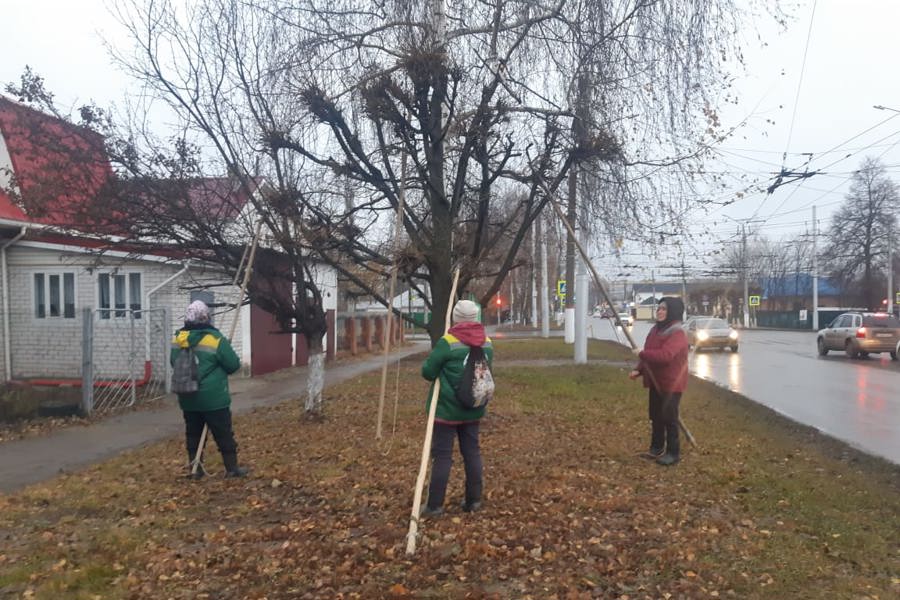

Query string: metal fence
82 307 171 415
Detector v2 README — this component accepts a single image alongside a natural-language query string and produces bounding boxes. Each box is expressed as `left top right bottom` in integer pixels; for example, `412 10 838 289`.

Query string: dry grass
0 338 897 599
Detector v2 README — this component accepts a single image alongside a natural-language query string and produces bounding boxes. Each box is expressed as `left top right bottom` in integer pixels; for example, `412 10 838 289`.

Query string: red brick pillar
375 316 385 349
326 309 335 362
347 316 357 355
364 317 373 353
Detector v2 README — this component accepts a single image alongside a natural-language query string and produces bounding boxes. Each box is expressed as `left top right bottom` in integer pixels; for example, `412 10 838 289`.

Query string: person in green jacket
420 299 493 517
171 300 248 478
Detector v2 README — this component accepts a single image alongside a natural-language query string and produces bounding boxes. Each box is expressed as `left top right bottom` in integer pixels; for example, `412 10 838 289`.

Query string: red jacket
637 323 689 393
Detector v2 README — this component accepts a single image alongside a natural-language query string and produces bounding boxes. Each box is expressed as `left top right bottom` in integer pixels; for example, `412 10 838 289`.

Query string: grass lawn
0 338 897 599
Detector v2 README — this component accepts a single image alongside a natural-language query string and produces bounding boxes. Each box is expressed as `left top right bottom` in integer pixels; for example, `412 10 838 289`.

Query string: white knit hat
185 300 210 324
452 300 479 323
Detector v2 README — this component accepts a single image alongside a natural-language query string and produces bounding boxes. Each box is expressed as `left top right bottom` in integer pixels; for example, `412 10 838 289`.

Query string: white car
617 312 634 327
685 317 739 352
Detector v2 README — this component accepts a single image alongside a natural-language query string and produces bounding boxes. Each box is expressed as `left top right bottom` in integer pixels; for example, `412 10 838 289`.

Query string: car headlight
729 330 738 340
697 331 709 341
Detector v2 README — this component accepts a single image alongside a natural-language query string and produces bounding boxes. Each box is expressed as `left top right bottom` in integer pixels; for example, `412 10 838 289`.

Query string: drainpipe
2 226 28 382
146 261 190 390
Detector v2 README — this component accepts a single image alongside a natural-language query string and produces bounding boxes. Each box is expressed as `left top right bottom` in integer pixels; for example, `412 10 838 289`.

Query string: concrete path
0 343 430 494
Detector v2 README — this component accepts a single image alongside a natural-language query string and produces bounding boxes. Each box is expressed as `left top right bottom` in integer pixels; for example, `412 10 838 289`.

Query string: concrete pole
531 222 538 327
564 166 576 344
540 217 550 338
812 205 819 330
888 221 893 315
574 236 588 363
742 224 750 328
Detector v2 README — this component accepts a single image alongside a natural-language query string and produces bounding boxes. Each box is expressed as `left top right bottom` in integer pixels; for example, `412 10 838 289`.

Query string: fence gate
81 307 170 415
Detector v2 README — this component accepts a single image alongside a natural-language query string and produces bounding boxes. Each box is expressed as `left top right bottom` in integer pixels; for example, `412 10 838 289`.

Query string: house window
33 272 76 319
98 272 142 319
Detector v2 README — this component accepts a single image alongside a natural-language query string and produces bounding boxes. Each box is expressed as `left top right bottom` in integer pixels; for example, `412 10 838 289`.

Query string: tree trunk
305 351 325 415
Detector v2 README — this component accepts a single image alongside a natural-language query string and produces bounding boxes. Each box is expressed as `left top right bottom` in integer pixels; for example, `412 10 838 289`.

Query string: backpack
455 345 494 409
171 346 200 394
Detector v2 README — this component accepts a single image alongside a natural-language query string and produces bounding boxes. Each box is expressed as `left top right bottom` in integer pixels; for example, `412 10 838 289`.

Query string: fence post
81 308 94 416
164 307 172 393
129 310 137 406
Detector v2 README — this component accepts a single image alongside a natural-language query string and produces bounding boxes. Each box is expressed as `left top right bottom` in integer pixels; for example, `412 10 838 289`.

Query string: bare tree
821 158 899 310
97 0 772 346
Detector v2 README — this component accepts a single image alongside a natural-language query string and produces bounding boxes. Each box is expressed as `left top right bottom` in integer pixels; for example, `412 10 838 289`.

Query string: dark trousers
183 407 238 461
648 389 681 457
427 421 483 509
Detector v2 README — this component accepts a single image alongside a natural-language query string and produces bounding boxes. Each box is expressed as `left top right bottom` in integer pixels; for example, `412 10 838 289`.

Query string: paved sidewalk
0 343 429 494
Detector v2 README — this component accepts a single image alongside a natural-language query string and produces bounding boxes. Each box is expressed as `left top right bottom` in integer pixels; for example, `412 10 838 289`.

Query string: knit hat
452 300 479 323
185 300 210 324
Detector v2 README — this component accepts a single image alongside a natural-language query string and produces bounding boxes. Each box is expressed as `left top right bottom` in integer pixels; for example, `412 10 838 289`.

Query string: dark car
685 317 739 352
816 312 900 359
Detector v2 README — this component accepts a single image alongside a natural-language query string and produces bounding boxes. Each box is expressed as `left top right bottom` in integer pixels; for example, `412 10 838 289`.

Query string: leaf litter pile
0 339 897 599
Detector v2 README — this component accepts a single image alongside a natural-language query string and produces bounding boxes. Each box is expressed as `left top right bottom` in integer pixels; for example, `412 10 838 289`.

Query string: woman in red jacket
629 296 688 466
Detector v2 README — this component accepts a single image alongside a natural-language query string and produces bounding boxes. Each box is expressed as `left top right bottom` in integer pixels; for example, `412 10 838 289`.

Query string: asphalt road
588 317 900 465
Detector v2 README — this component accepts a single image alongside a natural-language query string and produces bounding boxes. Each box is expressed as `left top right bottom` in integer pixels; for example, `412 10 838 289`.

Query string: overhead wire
749 0 818 222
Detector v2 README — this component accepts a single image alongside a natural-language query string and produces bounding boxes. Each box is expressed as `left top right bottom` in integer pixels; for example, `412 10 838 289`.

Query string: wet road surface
588 317 900 465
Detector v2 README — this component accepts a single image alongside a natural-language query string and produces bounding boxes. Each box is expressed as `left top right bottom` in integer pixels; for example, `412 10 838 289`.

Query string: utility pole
510 269 516 324
531 222 538 327
564 170 576 344
574 207 588 364
888 220 894 316
742 224 750 328
812 205 819 329
540 216 550 337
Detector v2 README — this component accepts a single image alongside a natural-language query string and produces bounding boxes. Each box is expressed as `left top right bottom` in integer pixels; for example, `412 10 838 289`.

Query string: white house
0 95 337 386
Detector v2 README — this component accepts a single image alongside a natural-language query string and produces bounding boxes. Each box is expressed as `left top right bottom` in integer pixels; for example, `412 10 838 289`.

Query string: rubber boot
656 421 680 466
222 452 249 478
640 421 666 459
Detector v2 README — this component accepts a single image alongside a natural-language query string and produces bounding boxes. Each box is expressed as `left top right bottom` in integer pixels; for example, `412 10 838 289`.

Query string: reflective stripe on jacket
421 332 494 422
170 327 240 412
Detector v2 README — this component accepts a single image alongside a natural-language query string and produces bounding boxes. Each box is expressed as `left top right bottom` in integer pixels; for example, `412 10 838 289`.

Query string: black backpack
171 346 200 394
455 345 494 409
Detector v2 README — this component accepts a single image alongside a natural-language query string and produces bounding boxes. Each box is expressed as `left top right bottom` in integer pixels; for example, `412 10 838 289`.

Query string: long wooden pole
377 155 407 439
190 221 265 476
538 181 697 448
405 268 460 555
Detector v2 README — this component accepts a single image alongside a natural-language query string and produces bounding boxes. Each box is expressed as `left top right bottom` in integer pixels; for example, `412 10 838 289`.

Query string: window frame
97 270 144 320
31 271 77 320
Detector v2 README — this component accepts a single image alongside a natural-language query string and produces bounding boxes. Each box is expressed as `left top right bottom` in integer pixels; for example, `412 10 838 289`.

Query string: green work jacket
170 326 240 412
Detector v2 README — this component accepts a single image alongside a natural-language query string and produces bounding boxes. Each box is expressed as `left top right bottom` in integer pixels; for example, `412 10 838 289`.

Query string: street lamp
874 105 900 113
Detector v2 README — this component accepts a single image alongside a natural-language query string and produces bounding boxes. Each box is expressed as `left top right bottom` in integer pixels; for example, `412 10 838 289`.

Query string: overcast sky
2 0 899 282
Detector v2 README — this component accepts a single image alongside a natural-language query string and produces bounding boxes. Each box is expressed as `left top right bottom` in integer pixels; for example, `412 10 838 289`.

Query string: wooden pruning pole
405 268 460 555
190 221 264 476
377 155 407 440
539 181 697 448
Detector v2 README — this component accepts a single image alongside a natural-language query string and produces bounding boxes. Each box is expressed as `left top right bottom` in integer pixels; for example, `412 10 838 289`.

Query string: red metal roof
0 96 114 227
0 96 256 248
0 187 27 221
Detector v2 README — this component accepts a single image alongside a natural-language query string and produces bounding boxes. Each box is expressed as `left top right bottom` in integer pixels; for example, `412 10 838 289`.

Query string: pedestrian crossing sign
749 295 760 306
